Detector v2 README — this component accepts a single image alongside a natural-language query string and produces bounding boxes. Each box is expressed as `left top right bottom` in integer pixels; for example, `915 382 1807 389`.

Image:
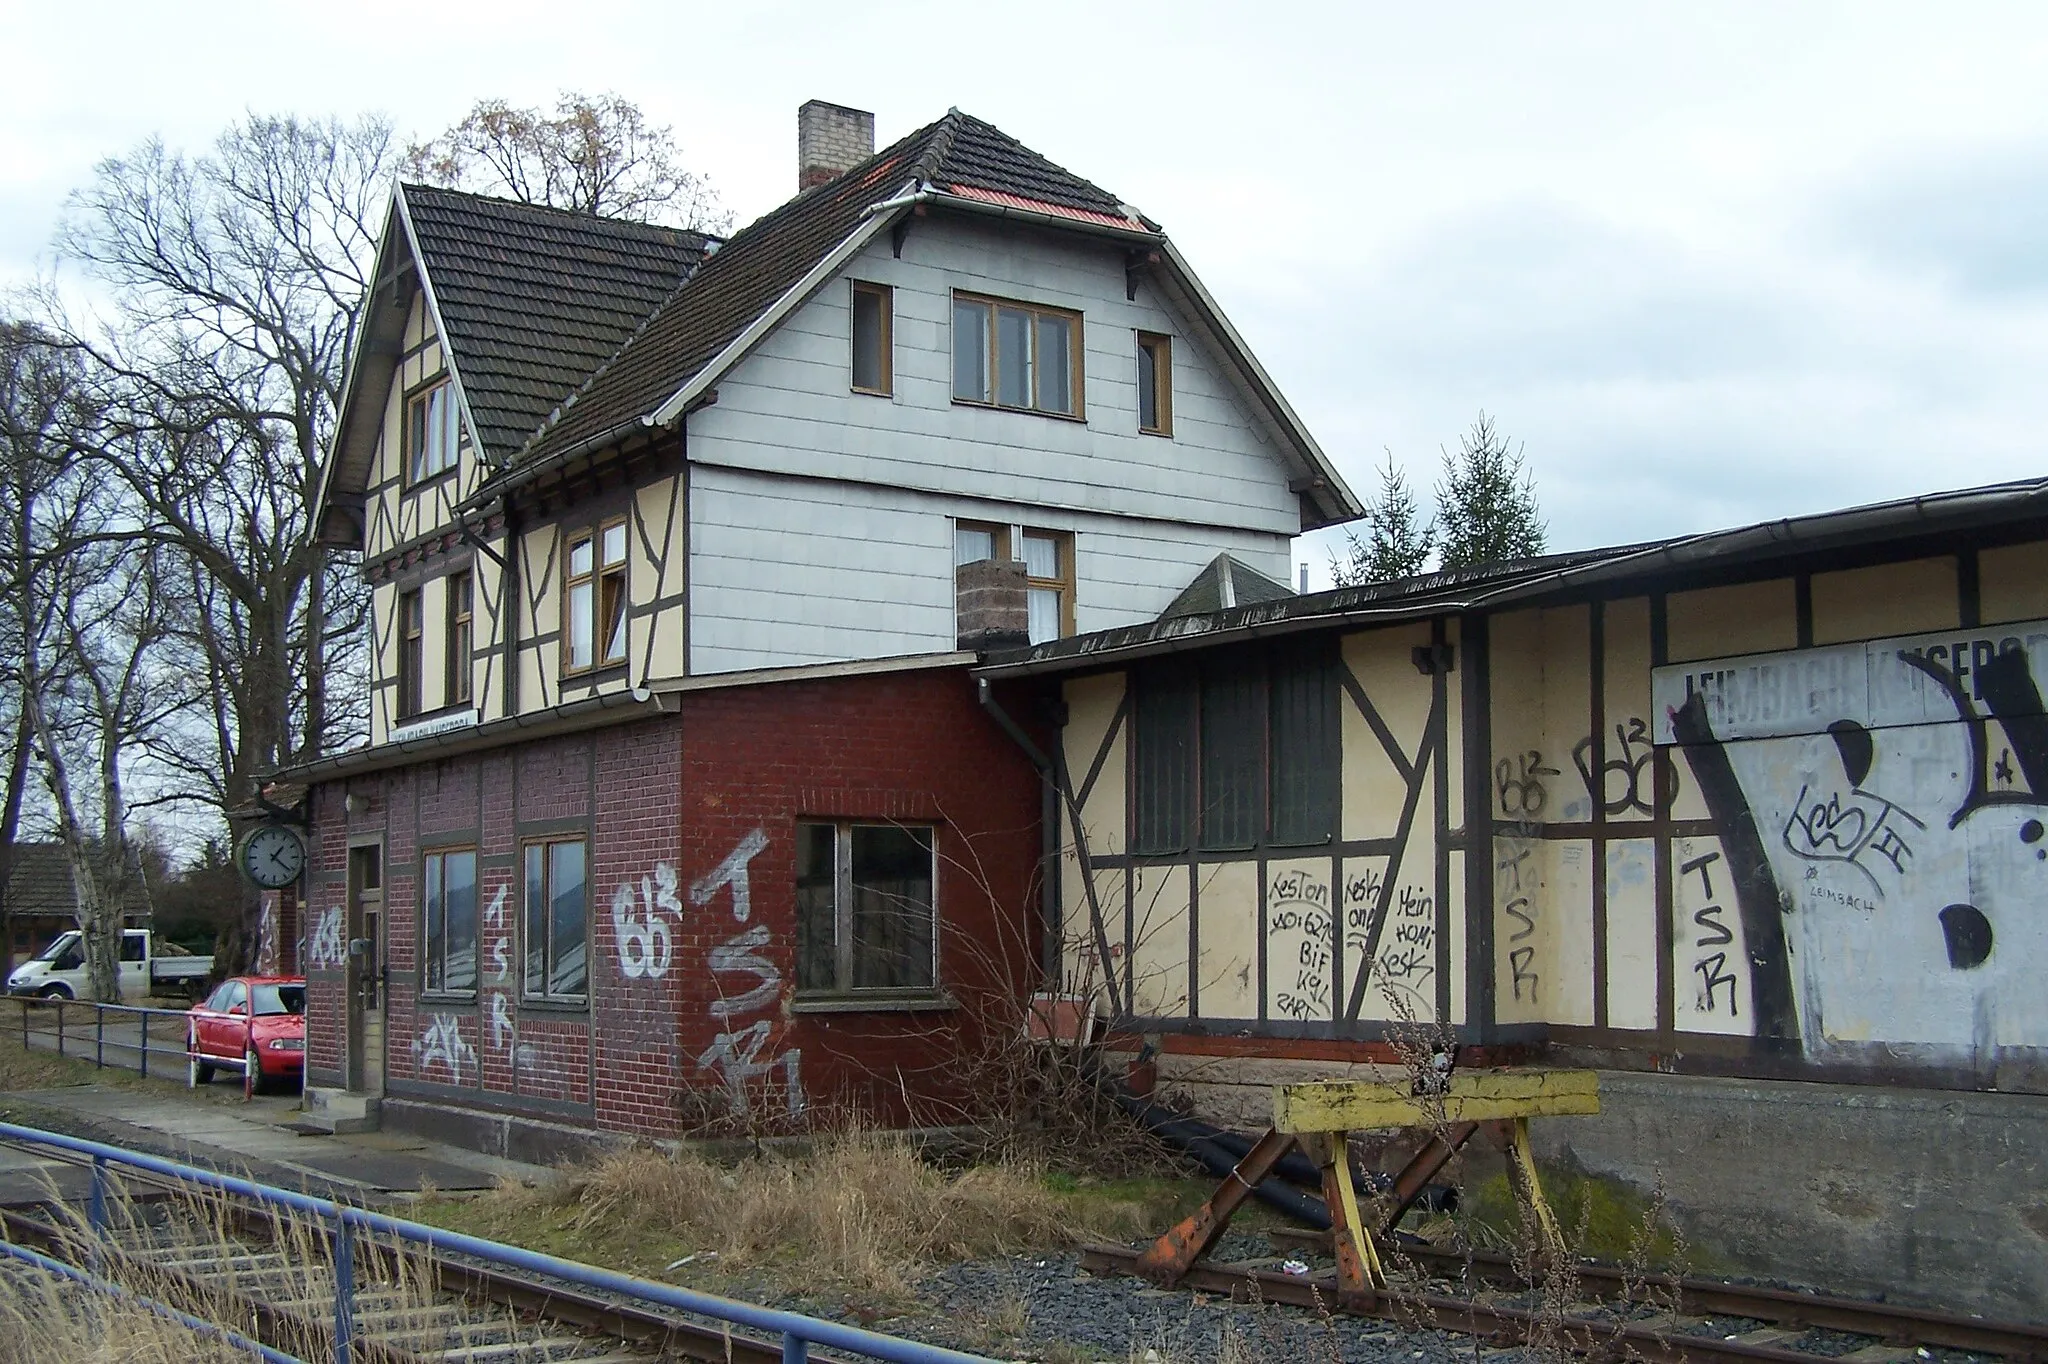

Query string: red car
187 976 306 1092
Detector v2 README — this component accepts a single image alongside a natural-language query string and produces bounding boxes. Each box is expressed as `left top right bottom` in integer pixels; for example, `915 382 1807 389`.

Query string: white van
4 929 214 1001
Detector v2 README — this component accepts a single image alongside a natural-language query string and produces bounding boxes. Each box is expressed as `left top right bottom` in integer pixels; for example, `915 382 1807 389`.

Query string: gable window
952 293 1082 417
407 379 460 484
1020 530 1073 645
1137 332 1173 436
851 282 892 395
422 847 478 997
396 588 424 719
445 571 473 708
1130 640 1339 855
795 822 936 994
564 520 628 674
523 838 587 1003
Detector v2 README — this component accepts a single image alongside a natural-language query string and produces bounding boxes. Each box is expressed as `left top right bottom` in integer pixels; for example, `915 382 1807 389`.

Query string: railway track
0 1127 990 1364
1080 1238 2048 1364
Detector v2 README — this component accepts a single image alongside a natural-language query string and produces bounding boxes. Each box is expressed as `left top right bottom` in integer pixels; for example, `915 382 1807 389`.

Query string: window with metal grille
1130 641 1340 854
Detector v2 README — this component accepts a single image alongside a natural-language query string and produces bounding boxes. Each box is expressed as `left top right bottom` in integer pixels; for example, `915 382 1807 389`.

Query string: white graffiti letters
708 923 781 1019
309 907 344 970
486 884 511 982
689 828 767 922
415 1014 476 1086
490 992 515 1052
612 864 681 980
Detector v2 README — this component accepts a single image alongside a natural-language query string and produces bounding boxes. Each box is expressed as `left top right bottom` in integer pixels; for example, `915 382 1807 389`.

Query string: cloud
1264 179 2048 574
1820 142 2048 296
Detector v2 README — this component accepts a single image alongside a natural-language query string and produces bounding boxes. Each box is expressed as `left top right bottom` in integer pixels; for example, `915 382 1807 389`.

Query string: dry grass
442 1128 1155 1300
0 1267 253 1364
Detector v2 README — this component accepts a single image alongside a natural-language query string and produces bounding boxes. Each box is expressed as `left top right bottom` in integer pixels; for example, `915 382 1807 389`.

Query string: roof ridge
508 118 955 459
400 180 718 247
910 109 966 186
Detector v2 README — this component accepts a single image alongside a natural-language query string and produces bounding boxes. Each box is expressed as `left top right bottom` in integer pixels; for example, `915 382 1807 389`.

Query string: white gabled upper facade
314 106 1359 750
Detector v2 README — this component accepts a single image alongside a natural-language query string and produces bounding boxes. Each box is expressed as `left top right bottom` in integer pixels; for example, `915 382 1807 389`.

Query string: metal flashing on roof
977 474 2048 679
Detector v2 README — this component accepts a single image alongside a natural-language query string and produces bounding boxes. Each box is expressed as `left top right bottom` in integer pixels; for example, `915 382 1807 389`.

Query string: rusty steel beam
1134 1127 1298 1286
1375 1120 1480 1233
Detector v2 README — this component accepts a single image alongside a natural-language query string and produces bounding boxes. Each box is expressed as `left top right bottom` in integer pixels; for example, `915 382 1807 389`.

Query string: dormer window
407 378 460 483
952 293 1082 418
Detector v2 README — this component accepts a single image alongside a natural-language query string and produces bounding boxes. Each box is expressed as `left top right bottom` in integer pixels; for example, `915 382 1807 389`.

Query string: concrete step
302 1088 381 1134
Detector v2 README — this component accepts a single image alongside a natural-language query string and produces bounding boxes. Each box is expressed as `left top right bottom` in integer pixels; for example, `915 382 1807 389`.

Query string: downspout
976 677 1125 1019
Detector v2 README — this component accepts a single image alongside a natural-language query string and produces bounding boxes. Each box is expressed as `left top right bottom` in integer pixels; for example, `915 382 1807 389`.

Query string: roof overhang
277 650 977 785
976 475 2048 680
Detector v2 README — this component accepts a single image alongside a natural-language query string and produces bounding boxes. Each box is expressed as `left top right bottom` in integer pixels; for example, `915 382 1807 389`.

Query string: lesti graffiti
1655 619 2048 1065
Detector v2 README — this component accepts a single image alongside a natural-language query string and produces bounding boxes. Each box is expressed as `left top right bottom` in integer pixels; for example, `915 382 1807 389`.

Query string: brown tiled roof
1 843 151 920
401 186 714 462
513 110 1142 466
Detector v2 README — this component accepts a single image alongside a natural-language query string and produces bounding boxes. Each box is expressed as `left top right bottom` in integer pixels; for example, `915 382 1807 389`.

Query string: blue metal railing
0 1236 298 1363
10 995 266 1097
0 1120 997 1364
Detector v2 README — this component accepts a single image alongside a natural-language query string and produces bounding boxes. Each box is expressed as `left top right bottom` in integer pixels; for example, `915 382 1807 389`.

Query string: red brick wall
302 665 1042 1140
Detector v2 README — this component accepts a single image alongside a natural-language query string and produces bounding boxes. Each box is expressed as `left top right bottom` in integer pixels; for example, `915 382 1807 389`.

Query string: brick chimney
797 100 875 191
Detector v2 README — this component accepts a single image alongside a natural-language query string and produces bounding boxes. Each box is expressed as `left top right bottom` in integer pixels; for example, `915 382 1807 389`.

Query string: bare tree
0 324 188 999
406 92 731 228
51 113 394 974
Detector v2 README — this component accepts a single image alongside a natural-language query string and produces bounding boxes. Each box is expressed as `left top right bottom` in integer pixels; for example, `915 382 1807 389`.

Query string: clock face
240 825 307 890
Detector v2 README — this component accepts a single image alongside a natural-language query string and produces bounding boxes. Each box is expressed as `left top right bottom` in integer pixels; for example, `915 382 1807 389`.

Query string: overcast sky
4 1 2045 585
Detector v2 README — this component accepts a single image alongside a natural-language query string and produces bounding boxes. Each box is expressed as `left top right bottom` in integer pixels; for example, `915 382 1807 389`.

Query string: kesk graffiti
308 907 344 971
1656 618 2048 1065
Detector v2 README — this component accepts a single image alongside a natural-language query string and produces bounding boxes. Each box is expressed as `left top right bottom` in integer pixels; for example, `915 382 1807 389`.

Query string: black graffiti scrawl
1663 627 2048 1068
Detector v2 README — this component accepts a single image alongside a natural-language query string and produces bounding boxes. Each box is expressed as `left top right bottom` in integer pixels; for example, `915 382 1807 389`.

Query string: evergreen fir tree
1433 412 1546 570
1330 452 1433 586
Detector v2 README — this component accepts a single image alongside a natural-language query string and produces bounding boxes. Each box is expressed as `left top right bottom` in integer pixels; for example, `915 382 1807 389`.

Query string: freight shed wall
303 666 1041 1158
1058 534 2048 1096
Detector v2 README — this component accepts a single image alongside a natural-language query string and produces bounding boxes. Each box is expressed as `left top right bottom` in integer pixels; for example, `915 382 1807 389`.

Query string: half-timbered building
284 101 1358 1153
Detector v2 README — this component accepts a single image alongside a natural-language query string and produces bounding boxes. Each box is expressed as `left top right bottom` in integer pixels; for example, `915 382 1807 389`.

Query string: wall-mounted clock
239 824 308 890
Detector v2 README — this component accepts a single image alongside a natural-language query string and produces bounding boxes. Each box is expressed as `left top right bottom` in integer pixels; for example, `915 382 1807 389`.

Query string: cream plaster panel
1665 580 1797 663
1063 672 1128 857
1487 610 1545 823
1338 854 1390 1020
1339 625 1436 842
1670 833 1749 1036
1264 858 1336 1024
1811 557 1958 645
1128 863 1190 1017
1604 837 1659 1031
1444 850 1465 1025
1981 541 2048 625
1493 831 1546 1025
1195 860 1259 1019
1058 859 1127 1008
1540 607 1593 825
1599 598 1663 824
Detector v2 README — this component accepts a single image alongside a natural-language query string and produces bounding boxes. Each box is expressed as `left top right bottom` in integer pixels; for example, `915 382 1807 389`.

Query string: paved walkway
0 1082 550 1206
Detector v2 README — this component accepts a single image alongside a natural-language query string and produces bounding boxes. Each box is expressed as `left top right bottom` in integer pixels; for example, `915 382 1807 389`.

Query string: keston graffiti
1657 618 2048 1063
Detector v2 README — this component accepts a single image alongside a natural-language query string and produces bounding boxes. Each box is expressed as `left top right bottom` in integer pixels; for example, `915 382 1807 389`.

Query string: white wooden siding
689 463 1289 675
685 218 1302 538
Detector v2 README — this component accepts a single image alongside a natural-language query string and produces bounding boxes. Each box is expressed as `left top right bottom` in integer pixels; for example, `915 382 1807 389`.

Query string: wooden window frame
561 518 629 678
1019 528 1076 642
396 587 424 720
1137 332 1173 436
950 291 1085 420
444 570 473 708
850 281 893 396
522 837 589 1006
420 845 479 1000
954 519 1011 566
794 820 940 997
404 376 460 487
